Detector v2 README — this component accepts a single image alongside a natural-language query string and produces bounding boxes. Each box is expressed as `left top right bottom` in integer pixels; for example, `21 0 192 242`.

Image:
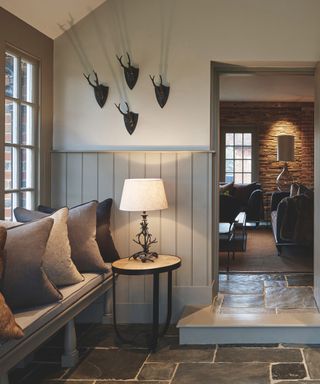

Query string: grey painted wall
53 0 320 151
52 151 213 323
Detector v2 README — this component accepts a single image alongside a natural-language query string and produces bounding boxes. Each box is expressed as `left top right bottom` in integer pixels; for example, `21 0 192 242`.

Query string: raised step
177 305 320 345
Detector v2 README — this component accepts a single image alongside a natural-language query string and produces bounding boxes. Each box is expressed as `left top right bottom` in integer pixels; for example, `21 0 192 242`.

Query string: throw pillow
42 208 84 286
0 226 6 277
67 201 108 273
290 183 300 198
231 182 258 206
298 184 314 199
14 207 47 223
38 199 119 263
219 181 234 195
96 199 119 262
0 226 24 340
2 218 62 309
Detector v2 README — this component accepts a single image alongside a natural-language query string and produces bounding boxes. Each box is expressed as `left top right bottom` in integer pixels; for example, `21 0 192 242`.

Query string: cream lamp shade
120 178 168 212
277 135 295 162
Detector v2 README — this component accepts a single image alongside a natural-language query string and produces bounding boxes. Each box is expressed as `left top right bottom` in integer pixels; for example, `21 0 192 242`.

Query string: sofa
220 182 264 225
0 199 118 384
271 186 314 255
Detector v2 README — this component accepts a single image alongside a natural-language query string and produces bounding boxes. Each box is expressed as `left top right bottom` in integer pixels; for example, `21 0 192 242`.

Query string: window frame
220 126 259 183
4 46 39 219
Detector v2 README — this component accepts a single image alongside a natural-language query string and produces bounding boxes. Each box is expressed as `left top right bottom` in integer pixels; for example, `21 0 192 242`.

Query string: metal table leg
151 272 160 350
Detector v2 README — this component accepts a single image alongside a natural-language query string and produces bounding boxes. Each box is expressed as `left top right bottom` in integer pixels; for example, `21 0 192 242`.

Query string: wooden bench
0 270 113 384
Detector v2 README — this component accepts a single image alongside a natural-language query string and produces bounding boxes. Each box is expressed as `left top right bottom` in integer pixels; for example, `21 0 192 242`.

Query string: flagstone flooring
9 273 320 384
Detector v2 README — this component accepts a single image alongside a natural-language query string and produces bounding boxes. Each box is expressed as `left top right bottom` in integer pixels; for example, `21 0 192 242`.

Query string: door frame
210 61 317 299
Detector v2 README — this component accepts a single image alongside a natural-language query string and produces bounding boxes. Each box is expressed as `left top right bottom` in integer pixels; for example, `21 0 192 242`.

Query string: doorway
210 62 319 308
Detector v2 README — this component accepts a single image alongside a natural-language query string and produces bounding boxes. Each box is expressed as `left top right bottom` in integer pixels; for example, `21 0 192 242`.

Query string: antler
126 52 131 67
124 102 130 113
115 103 128 116
149 75 156 87
116 55 126 68
93 70 100 85
83 73 95 88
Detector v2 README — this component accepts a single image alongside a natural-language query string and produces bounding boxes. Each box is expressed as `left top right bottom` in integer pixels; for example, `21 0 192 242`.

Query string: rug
219 228 313 273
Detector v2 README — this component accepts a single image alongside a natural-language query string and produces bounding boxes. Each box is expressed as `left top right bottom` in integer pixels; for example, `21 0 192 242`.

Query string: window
221 129 258 184
4 50 38 220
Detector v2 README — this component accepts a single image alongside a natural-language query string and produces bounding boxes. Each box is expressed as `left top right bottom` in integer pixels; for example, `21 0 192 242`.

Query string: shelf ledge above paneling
52 146 216 154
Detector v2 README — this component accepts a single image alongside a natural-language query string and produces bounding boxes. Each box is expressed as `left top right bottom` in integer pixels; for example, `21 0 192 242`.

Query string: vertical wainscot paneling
51 151 213 323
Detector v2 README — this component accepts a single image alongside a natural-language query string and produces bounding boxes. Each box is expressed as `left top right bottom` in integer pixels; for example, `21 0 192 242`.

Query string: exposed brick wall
220 102 314 207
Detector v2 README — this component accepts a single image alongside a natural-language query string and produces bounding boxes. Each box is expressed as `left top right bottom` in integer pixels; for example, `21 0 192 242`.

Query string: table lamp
276 135 295 191
120 178 168 262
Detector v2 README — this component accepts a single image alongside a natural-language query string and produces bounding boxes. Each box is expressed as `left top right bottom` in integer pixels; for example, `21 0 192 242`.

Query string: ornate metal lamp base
129 251 158 263
130 211 158 263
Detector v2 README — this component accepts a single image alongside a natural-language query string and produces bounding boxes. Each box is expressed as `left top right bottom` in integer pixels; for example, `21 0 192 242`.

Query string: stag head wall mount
149 75 170 108
83 71 109 108
116 53 139 90
115 102 139 135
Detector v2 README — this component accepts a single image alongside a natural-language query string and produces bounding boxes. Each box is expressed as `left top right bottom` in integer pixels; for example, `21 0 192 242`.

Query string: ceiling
0 0 106 39
220 74 314 102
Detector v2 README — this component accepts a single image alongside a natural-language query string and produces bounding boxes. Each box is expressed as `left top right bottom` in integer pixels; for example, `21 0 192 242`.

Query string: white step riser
180 326 320 345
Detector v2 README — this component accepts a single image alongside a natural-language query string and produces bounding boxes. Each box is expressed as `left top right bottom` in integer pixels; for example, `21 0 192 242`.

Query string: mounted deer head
149 75 170 108
83 71 109 108
115 102 139 135
116 53 139 90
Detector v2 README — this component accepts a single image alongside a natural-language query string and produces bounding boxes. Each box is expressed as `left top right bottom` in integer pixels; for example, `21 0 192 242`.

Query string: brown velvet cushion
67 201 108 273
231 182 258 205
0 292 24 341
0 226 24 341
2 218 62 309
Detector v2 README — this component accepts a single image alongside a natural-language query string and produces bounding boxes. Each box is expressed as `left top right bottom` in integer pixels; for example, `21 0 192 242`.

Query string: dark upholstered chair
219 182 264 225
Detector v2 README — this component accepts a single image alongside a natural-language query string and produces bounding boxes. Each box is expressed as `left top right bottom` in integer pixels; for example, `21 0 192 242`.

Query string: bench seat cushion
0 267 111 359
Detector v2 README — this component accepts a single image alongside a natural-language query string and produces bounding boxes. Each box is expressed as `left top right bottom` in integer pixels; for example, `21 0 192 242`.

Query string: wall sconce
276 135 295 191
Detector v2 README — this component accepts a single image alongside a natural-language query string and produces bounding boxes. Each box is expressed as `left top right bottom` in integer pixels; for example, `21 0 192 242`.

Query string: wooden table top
112 255 181 275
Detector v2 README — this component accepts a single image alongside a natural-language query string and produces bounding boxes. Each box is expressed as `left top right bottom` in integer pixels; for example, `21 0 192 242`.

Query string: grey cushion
14 208 47 223
38 199 119 263
2 218 62 309
14 203 108 274
0 269 111 358
68 201 108 273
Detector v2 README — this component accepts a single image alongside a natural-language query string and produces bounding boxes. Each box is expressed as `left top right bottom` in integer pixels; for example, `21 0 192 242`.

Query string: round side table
112 254 181 350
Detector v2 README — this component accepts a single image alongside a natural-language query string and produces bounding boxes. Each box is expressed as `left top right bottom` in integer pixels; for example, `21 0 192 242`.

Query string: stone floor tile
265 286 316 309
44 381 94 384
148 345 215 363
10 364 67 384
65 348 148 380
219 273 285 283
275 382 320 384
96 382 168 384
264 280 287 288
303 348 320 379
272 363 307 380
277 308 319 314
222 294 264 308
215 347 302 362
219 281 264 295
220 307 275 314
138 362 177 380
172 362 270 384
218 344 279 348
79 324 153 349
286 274 314 287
